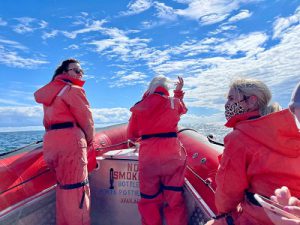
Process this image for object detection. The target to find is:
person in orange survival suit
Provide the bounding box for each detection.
[263,83,300,225]
[128,75,188,225]
[205,78,300,225]
[34,58,95,225]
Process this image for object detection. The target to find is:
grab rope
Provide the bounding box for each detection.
[186,165,216,194]
[0,168,51,195]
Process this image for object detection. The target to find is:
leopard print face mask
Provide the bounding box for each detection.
[225,101,247,120]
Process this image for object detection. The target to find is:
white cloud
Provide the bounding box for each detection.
[0,48,48,68]
[142,0,234,27]
[150,32,268,75]
[228,9,252,23]
[173,0,194,3]
[92,107,131,124]
[0,106,43,127]
[0,98,28,106]
[13,17,48,34]
[145,21,300,111]
[62,20,106,39]
[153,2,177,20]
[153,58,200,75]
[273,6,300,39]
[39,20,48,29]
[176,0,237,25]
[64,44,80,50]
[0,38,27,50]
[0,87,36,107]
[42,30,59,39]
[0,126,44,132]
[41,19,106,40]
[172,0,259,26]
[13,25,34,34]
[120,0,152,16]
[0,17,7,26]
[200,13,230,25]
[209,24,237,35]
[138,1,254,28]
[164,38,220,58]
[110,71,148,87]
[15,17,35,23]
[88,27,151,61]
[84,5,300,115]
[214,32,268,56]
[4,89,36,102]
[0,38,45,70]
[0,106,131,129]
[89,39,116,52]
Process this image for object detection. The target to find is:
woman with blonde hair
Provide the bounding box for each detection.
[206,78,300,225]
[128,75,188,225]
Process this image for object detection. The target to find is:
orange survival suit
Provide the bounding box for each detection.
[34,74,95,225]
[128,86,188,225]
[211,109,300,225]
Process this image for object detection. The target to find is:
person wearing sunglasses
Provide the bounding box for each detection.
[206,78,300,225]
[34,58,95,225]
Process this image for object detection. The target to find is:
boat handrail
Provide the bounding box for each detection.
[206,135,224,146]
[178,128,224,147]
[178,128,199,133]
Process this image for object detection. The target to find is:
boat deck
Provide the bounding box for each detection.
[0,149,214,225]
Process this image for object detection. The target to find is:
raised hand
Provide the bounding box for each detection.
[175,76,184,91]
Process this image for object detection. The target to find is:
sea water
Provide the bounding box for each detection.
[0,130,44,154]
[0,123,230,154]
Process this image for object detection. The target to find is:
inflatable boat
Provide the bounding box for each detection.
[0,124,222,225]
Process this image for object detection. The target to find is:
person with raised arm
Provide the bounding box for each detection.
[128,75,188,225]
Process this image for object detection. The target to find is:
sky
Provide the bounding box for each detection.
[0,0,300,132]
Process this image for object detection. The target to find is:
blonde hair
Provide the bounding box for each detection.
[147,75,172,94]
[230,78,281,116]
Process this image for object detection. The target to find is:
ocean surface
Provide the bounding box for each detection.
[0,123,230,154]
[0,130,44,154]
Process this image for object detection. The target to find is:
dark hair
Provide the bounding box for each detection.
[51,58,80,81]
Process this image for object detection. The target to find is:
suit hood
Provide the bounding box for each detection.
[34,79,66,106]
[236,109,300,157]
[34,74,85,106]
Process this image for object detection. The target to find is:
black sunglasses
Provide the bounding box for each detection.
[67,68,84,74]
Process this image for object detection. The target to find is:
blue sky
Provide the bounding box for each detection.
[0,0,300,131]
